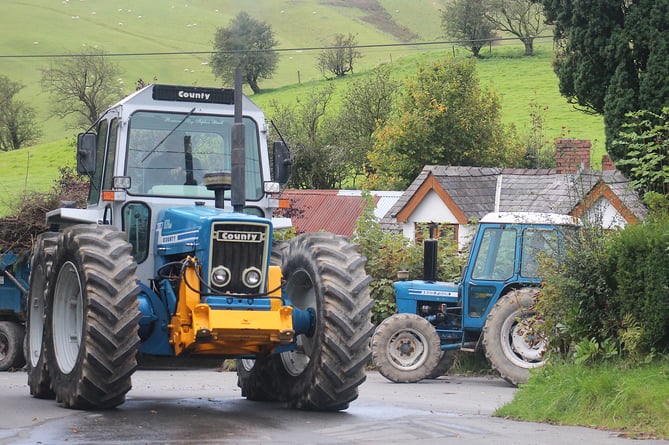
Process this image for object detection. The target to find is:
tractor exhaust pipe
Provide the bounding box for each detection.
[231,68,246,213]
[423,223,438,282]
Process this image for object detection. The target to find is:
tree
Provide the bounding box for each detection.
[332,65,399,184]
[211,12,278,94]
[613,108,669,198]
[269,85,349,189]
[542,0,669,162]
[270,66,397,188]
[40,48,123,128]
[0,75,41,151]
[366,58,523,189]
[484,0,547,56]
[441,0,497,58]
[317,33,362,78]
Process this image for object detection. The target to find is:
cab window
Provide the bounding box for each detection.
[471,227,517,281]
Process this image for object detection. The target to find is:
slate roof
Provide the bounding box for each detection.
[380,165,646,231]
[278,190,402,237]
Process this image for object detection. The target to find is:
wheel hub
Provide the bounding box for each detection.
[398,339,415,356]
[52,261,84,374]
[28,289,45,367]
[387,330,427,370]
[510,319,545,362]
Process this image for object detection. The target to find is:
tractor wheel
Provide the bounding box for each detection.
[45,225,141,409]
[371,313,441,383]
[427,350,457,379]
[252,233,373,411]
[0,321,25,371]
[482,288,545,386]
[25,232,59,397]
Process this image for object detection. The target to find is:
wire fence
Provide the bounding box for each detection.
[0,36,555,59]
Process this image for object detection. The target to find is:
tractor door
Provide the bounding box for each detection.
[461,224,518,330]
[80,115,120,225]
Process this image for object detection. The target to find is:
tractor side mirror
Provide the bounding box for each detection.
[272,141,292,185]
[77,132,97,175]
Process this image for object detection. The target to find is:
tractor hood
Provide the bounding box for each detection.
[155,206,272,257]
[394,279,460,313]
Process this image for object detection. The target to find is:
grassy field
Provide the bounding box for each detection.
[2,0,443,140]
[0,0,605,216]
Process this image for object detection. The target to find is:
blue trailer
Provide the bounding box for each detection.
[0,250,30,370]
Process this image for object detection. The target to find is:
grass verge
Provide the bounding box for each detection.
[494,359,669,439]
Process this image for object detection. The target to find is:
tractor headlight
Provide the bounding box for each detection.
[211,266,231,287]
[242,267,262,288]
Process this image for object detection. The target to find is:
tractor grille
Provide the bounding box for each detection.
[209,222,270,294]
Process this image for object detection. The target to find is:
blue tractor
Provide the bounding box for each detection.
[371,212,578,385]
[18,78,373,410]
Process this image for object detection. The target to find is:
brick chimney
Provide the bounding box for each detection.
[601,154,616,171]
[555,139,591,174]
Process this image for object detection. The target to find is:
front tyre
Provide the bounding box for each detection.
[482,288,545,386]
[235,357,278,402]
[261,233,373,411]
[45,225,141,409]
[371,313,441,383]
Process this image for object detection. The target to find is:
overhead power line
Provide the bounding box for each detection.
[0,36,552,59]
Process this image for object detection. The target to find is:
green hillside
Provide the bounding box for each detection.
[0,0,606,216]
[3,0,444,140]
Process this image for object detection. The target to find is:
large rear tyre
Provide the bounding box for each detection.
[371,313,441,383]
[45,225,141,409]
[0,321,25,371]
[244,233,373,411]
[25,232,59,397]
[482,288,545,386]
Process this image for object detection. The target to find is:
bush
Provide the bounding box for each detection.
[0,167,88,251]
[539,212,669,360]
[606,214,669,353]
[538,224,615,354]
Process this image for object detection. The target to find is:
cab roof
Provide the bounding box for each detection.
[109,83,264,116]
[480,212,580,226]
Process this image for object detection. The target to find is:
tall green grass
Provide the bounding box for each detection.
[496,361,669,439]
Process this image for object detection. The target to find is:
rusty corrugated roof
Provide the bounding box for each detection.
[277,190,401,237]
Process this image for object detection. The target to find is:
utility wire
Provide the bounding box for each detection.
[0,36,553,59]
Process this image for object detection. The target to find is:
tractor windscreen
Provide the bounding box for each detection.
[125,110,263,200]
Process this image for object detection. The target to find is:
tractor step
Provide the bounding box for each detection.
[460,341,478,352]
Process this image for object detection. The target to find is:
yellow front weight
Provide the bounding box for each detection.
[169,261,293,356]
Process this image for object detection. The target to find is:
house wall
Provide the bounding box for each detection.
[583,196,628,229]
[400,190,475,250]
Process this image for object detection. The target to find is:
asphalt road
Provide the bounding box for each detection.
[1,368,667,445]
